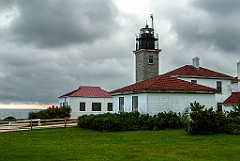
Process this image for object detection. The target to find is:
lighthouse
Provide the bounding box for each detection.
[134,14,161,82]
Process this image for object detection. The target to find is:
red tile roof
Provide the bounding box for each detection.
[223,92,240,105]
[164,65,233,79]
[111,74,218,94]
[60,86,112,98]
[111,64,233,94]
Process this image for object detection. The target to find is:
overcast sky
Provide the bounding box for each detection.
[0,0,239,107]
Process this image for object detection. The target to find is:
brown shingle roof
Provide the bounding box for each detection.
[60,86,112,98]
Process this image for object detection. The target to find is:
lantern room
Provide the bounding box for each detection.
[135,16,159,51]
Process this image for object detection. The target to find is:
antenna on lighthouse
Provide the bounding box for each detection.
[150,14,154,30]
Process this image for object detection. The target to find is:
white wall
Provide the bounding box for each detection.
[147,93,215,115]
[112,92,215,115]
[112,94,147,113]
[231,83,238,92]
[222,104,234,112]
[238,61,240,91]
[179,77,232,103]
[59,97,113,118]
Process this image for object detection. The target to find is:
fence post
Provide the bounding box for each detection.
[64,117,67,128]
[38,119,41,126]
[30,119,33,130]
[8,122,12,129]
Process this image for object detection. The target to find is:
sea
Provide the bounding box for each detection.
[0,108,42,120]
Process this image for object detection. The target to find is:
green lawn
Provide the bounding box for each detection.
[1,127,240,161]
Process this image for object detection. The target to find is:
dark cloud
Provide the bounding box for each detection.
[9,0,119,48]
[188,0,240,53]
[0,0,16,10]
[1,0,239,106]
[153,0,240,54]
[191,0,240,16]
[0,0,127,104]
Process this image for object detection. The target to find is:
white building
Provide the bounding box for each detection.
[59,86,113,118]
[111,57,236,114]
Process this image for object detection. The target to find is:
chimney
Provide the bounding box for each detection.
[192,57,200,69]
[238,61,240,79]
[238,61,240,91]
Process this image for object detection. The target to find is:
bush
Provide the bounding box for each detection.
[78,111,183,132]
[3,117,16,121]
[28,105,71,119]
[154,111,183,130]
[78,101,240,134]
[222,124,240,135]
[188,101,240,135]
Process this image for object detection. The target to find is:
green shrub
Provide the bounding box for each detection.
[3,117,16,121]
[78,111,183,132]
[154,111,183,130]
[188,101,240,135]
[78,101,240,135]
[28,106,71,119]
[222,123,240,135]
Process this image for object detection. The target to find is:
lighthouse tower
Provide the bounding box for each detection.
[134,15,161,82]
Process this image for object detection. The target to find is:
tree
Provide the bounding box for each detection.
[28,105,72,119]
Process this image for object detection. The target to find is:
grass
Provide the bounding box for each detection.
[1,127,240,161]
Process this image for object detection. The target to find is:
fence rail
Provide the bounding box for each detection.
[0,118,78,132]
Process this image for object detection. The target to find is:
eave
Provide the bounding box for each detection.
[111,89,217,96]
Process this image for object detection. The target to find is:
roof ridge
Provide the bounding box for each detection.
[163,64,233,78]
[60,86,111,98]
[79,86,101,88]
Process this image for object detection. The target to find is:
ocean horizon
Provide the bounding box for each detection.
[0,108,42,120]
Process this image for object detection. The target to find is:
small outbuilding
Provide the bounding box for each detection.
[59,86,113,118]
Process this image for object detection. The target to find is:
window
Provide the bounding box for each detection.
[108,103,113,111]
[132,96,138,111]
[191,80,197,84]
[92,103,101,111]
[217,103,222,112]
[148,55,154,64]
[63,102,68,107]
[217,81,222,93]
[79,102,85,111]
[119,97,124,112]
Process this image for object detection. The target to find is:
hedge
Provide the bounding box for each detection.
[78,111,184,132]
[78,100,240,135]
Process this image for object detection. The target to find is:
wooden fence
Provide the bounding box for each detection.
[0,118,78,132]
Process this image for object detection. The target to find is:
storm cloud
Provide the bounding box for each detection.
[7,0,118,48]
[0,0,239,105]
